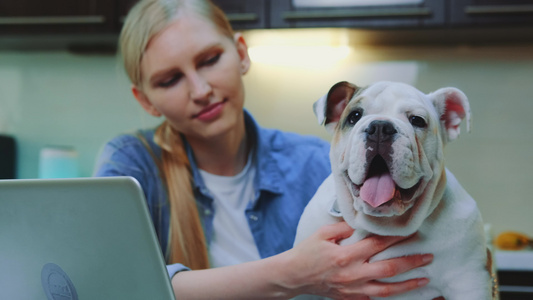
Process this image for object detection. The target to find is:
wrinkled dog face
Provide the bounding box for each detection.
[315,81,470,224]
[333,83,439,217]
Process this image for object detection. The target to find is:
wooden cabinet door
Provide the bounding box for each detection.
[116,0,138,26]
[450,0,533,26]
[115,0,266,32]
[269,0,446,29]
[212,0,267,30]
[0,0,114,34]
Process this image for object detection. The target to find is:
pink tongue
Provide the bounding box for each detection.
[360,173,396,208]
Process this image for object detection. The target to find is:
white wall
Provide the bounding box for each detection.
[0,28,531,237]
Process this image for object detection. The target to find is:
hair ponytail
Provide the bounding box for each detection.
[154,121,209,269]
[121,0,235,270]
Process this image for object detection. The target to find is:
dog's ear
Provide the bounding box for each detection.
[313,81,358,134]
[429,87,471,143]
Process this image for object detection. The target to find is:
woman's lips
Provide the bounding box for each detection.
[194,100,225,121]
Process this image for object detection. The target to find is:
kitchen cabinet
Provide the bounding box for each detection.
[2,0,532,49]
[269,0,445,29]
[212,0,267,30]
[0,0,266,40]
[0,135,16,179]
[496,251,533,300]
[498,270,533,300]
[116,0,138,25]
[0,0,115,35]
[450,0,533,26]
[116,0,267,31]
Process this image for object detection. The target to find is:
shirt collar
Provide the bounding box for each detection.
[246,110,284,196]
[186,110,284,198]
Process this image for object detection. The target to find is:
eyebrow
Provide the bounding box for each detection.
[147,43,224,86]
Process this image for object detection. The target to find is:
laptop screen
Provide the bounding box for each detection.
[0,176,175,300]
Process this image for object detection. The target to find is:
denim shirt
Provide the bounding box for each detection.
[93,111,331,278]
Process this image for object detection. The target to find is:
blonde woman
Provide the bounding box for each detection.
[94,0,433,298]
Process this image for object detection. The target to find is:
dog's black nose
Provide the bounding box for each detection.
[366,120,397,142]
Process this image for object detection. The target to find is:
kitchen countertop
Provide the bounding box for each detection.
[495,250,533,271]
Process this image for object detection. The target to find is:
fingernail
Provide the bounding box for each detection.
[422,254,433,264]
[418,278,430,287]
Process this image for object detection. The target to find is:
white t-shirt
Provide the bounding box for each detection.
[198,156,261,268]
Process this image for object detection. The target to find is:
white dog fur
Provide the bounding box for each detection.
[294,81,494,299]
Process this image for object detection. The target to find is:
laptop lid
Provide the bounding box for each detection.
[0,176,175,300]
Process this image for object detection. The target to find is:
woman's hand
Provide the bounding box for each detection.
[170,221,431,300]
[282,221,433,299]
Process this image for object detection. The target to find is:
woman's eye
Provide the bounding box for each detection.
[346,110,363,126]
[200,53,221,67]
[410,116,427,128]
[158,74,182,88]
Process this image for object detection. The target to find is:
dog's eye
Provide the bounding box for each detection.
[410,116,427,128]
[346,110,363,126]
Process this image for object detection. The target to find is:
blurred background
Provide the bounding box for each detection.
[1,0,532,295]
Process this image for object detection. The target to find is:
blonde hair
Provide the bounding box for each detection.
[120,0,234,270]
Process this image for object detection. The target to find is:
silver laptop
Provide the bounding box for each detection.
[0,176,176,300]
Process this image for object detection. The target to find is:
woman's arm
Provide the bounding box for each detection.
[171,222,432,299]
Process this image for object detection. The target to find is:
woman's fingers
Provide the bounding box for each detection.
[299,223,434,298]
[316,221,355,242]
[360,278,430,298]
[316,225,434,281]
[361,253,434,281]
[347,233,416,260]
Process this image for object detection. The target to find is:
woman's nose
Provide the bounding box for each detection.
[188,73,212,102]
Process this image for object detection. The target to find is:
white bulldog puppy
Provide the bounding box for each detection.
[294,81,495,299]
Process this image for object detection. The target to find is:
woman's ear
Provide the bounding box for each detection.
[234,33,251,75]
[131,85,162,117]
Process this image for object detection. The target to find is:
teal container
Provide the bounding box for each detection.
[38,146,79,179]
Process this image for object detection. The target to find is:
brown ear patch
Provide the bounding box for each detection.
[325,81,358,125]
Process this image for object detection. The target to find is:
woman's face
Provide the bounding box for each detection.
[133,14,250,140]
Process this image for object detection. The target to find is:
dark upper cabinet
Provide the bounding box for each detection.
[269,0,445,29]
[0,0,115,35]
[212,0,267,30]
[0,0,265,36]
[2,0,533,47]
[450,0,533,26]
[116,0,138,25]
[116,0,266,32]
